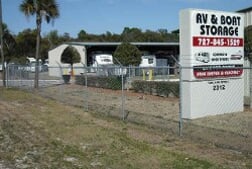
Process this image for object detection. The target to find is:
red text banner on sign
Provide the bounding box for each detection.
[193,64,243,78]
[193,36,243,47]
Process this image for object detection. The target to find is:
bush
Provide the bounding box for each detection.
[75,75,123,90]
[132,80,179,97]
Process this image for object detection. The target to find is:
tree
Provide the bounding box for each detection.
[121,27,143,42]
[61,46,81,76]
[62,32,71,41]
[77,29,87,41]
[113,42,141,66]
[40,37,50,62]
[16,29,36,59]
[144,29,163,42]
[20,0,59,88]
[45,30,61,49]
[2,23,16,63]
[171,29,179,34]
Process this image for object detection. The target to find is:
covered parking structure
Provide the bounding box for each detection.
[48,42,179,77]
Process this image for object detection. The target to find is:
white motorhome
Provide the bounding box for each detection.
[91,54,126,76]
[0,62,7,71]
[91,54,114,67]
[139,55,169,76]
[24,57,43,72]
[139,55,168,67]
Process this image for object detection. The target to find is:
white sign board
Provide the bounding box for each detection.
[180,9,244,119]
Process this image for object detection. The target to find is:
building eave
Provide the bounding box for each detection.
[236,6,252,13]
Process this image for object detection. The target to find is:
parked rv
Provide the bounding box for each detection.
[139,55,168,75]
[90,54,126,76]
[91,54,113,67]
[139,55,168,67]
[0,62,6,71]
[19,57,43,72]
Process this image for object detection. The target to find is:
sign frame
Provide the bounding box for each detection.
[179,9,244,119]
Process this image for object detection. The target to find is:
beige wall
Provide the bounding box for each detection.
[48,44,87,77]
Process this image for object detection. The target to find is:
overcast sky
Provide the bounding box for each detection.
[2,0,252,37]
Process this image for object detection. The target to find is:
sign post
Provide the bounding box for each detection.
[180,9,244,119]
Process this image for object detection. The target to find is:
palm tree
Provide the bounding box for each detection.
[20,0,59,88]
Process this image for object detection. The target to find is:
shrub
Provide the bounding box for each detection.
[131,80,179,97]
[75,75,123,90]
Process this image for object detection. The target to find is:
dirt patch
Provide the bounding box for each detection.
[0,90,220,168]
[37,84,252,154]
[1,88,252,168]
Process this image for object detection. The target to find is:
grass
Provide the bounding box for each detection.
[0,88,239,168]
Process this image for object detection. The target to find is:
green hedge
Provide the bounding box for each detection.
[131,80,179,97]
[75,75,122,90]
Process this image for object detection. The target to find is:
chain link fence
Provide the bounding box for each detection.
[5,64,61,89]
[179,66,251,153]
[2,63,252,154]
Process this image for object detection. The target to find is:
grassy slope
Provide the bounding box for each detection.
[0,88,240,168]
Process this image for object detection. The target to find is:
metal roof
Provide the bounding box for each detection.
[237,6,252,13]
[66,41,179,47]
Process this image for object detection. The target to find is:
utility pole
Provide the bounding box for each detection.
[0,0,5,87]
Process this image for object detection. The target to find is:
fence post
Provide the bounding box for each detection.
[121,66,125,120]
[56,62,64,102]
[127,66,131,91]
[113,57,125,120]
[19,66,22,87]
[81,62,88,111]
[149,69,153,80]
[250,64,252,109]
[142,69,145,80]
[85,65,88,111]
[5,64,8,88]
